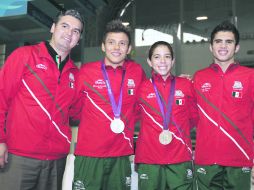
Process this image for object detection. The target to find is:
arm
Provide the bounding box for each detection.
[0,143,8,168]
[0,47,26,167]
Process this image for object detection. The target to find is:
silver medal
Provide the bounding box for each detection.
[159,130,172,145]
[110,118,125,134]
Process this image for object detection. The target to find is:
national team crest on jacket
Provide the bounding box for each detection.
[175,90,185,105]
[69,73,75,89]
[232,81,243,98]
[127,79,135,95]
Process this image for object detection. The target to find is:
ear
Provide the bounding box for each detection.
[235,44,240,53]
[127,45,132,54]
[50,23,56,34]
[147,58,152,67]
[101,43,105,53]
[171,58,176,67]
[209,44,213,53]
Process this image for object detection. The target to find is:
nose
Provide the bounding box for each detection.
[113,43,120,50]
[160,57,166,63]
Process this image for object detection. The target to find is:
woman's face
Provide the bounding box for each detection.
[148,44,175,80]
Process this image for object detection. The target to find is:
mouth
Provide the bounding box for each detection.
[218,50,228,56]
[111,52,121,57]
[63,37,71,42]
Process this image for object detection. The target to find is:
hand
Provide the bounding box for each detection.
[178,74,193,80]
[0,143,8,168]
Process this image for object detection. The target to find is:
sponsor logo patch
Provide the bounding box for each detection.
[93,79,106,89]
[73,180,86,190]
[201,82,211,92]
[197,167,206,175]
[140,173,149,180]
[242,167,251,173]
[147,93,156,99]
[186,169,193,179]
[36,63,47,70]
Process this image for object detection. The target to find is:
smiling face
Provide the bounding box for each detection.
[101,32,131,68]
[210,31,240,69]
[148,44,175,80]
[50,15,82,57]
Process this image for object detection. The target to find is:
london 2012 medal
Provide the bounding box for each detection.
[110,118,125,134]
[159,130,172,145]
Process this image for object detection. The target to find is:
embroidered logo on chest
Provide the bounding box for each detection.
[175,90,185,105]
[232,81,243,98]
[201,82,212,92]
[93,79,106,89]
[69,73,75,89]
[36,63,47,70]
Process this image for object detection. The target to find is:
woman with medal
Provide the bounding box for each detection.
[72,20,146,190]
[135,41,198,190]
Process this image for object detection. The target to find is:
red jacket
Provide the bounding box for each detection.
[0,42,78,160]
[135,73,198,164]
[193,63,254,167]
[74,60,145,157]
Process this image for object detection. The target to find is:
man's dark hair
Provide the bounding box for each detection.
[102,19,131,45]
[54,9,84,33]
[210,21,240,45]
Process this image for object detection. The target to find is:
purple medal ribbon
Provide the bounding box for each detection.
[101,61,126,118]
[152,77,175,130]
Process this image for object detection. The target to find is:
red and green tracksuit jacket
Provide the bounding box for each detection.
[135,73,198,164]
[193,63,254,167]
[74,60,146,157]
[0,42,78,160]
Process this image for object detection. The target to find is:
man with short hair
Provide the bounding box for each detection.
[73,20,146,190]
[193,21,254,190]
[0,9,84,190]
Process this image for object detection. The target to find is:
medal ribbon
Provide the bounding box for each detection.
[152,77,175,130]
[101,61,126,119]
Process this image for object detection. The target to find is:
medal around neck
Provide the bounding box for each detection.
[159,130,172,145]
[110,118,125,134]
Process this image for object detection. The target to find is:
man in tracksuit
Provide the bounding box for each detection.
[193,21,254,190]
[72,20,146,190]
[0,9,84,190]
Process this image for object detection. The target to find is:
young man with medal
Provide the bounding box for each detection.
[72,20,146,190]
[135,41,198,190]
[193,21,254,190]
[0,9,84,190]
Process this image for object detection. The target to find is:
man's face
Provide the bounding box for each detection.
[50,15,82,54]
[210,31,239,65]
[101,32,131,68]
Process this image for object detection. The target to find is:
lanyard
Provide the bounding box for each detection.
[152,77,175,130]
[101,61,126,118]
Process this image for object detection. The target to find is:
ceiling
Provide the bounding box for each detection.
[0,0,253,61]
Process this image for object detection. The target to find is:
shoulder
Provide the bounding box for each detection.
[80,61,100,71]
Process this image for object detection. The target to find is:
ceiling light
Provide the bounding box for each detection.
[122,22,129,26]
[196,16,208,21]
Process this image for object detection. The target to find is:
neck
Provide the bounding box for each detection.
[49,41,69,61]
[216,61,235,73]
[104,59,125,69]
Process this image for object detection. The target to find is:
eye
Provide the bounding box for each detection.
[73,30,81,35]
[165,55,171,59]
[153,55,160,59]
[120,41,127,46]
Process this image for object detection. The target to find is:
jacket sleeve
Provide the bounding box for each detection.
[0,48,26,143]
[69,67,85,122]
[188,79,199,128]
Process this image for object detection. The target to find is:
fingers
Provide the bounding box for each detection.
[0,156,5,168]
